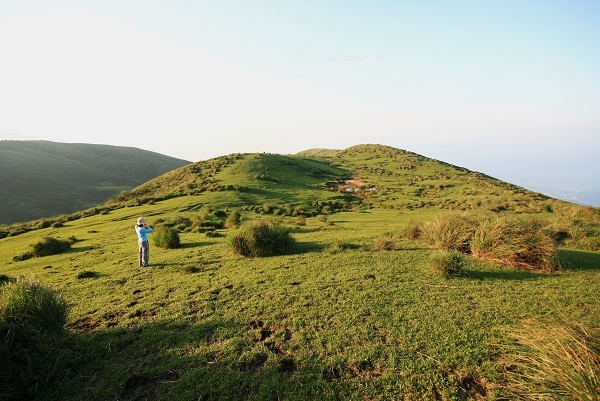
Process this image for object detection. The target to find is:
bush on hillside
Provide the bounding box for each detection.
[576,236,600,251]
[225,210,242,229]
[0,279,73,400]
[420,214,473,252]
[372,234,396,251]
[500,317,600,400]
[470,217,560,271]
[32,237,74,257]
[400,219,423,240]
[152,226,181,249]
[0,277,69,334]
[324,239,358,254]
[228,220,296,257]
[430,250,465,278]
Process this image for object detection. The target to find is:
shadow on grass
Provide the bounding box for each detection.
[180,241,218,249]
[68,246,97,254]
[292,241,327,254]
[559,248,600,271]
[58,318,334,401]
[466,268,552,281]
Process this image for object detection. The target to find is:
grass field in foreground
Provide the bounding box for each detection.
[1,197,599,400]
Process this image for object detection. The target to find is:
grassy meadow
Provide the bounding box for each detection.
[1,145,599,400]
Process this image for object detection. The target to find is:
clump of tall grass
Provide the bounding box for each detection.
[225,210,242,229]
[228,220,296,257]
[430,250,465,278]
[471,217,560,271]
[500,317,600,400]
[152,226,181,249]
[324,239,358,254]
[32,237,74,257]
[0,278,73,400]
[400,219,423,240]
[420,214,473,252]
[0,277,69,333]
[372,233,396,251]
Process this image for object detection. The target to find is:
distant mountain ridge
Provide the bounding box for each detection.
[0,140,190,224]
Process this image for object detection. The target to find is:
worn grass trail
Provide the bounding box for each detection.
[1,200,600,400]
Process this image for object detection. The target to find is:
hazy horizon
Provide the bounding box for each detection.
[1,1,598,192]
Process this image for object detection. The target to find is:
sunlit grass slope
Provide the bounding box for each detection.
[1,144,599,400]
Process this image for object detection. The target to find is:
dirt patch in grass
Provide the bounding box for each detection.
[239,353,268,372]
[69,317,103,332]
[278,357,297,373]
[348,360,382,378]
[457,373,488,400]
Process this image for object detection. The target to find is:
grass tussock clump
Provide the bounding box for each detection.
[500,317,600,400]
[152,226,181,249]
[471,217,560,271]
[372,233,396,251]
[324,239,358,254]
[0,277,69,334]
[430,250,465,278]
[0,278,73,400]
[228,220,296,257]
[400,218,423,240]
[32,237,75,257]
[420,214,473,252]
[224,210,242,229]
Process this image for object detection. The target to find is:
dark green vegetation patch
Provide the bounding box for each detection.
[0,140,190,224]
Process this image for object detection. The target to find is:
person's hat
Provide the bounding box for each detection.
[137,217,146,225]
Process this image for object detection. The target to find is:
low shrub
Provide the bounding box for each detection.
[184,265,202,274]
[152,226,181,249]
[324,239,358,254]
[318,215,328,223]
[76,271,100,279]
[296,215,306,226]
[429,250,465,278]
[228,220,296,257]
[400,219,422,240]
[372,234,396,251]
[225,210,242,229]
[576,236,600,252]
[471,217,560,271]
[500,317,600,400]
[32,237,72,257]
[12,252,34,262]
[0,277,69,334]
[420,214,473,252]
[0,279,73,400]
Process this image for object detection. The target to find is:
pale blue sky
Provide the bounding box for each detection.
[0,1,599,191]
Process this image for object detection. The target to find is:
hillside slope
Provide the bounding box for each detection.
[1,143,599,400]
[105,143,555,216]
[0,141,190,224]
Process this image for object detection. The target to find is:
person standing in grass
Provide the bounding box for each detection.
[135,217,153,267]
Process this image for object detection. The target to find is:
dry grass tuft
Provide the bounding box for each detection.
[420,214,473,252]
[372,234,396,251]
[500,317,600,400]
[471,217,560,271]
[400,219,423,240]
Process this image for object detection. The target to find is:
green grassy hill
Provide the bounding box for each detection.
[0,141,190,224]
[1,144,599,400]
